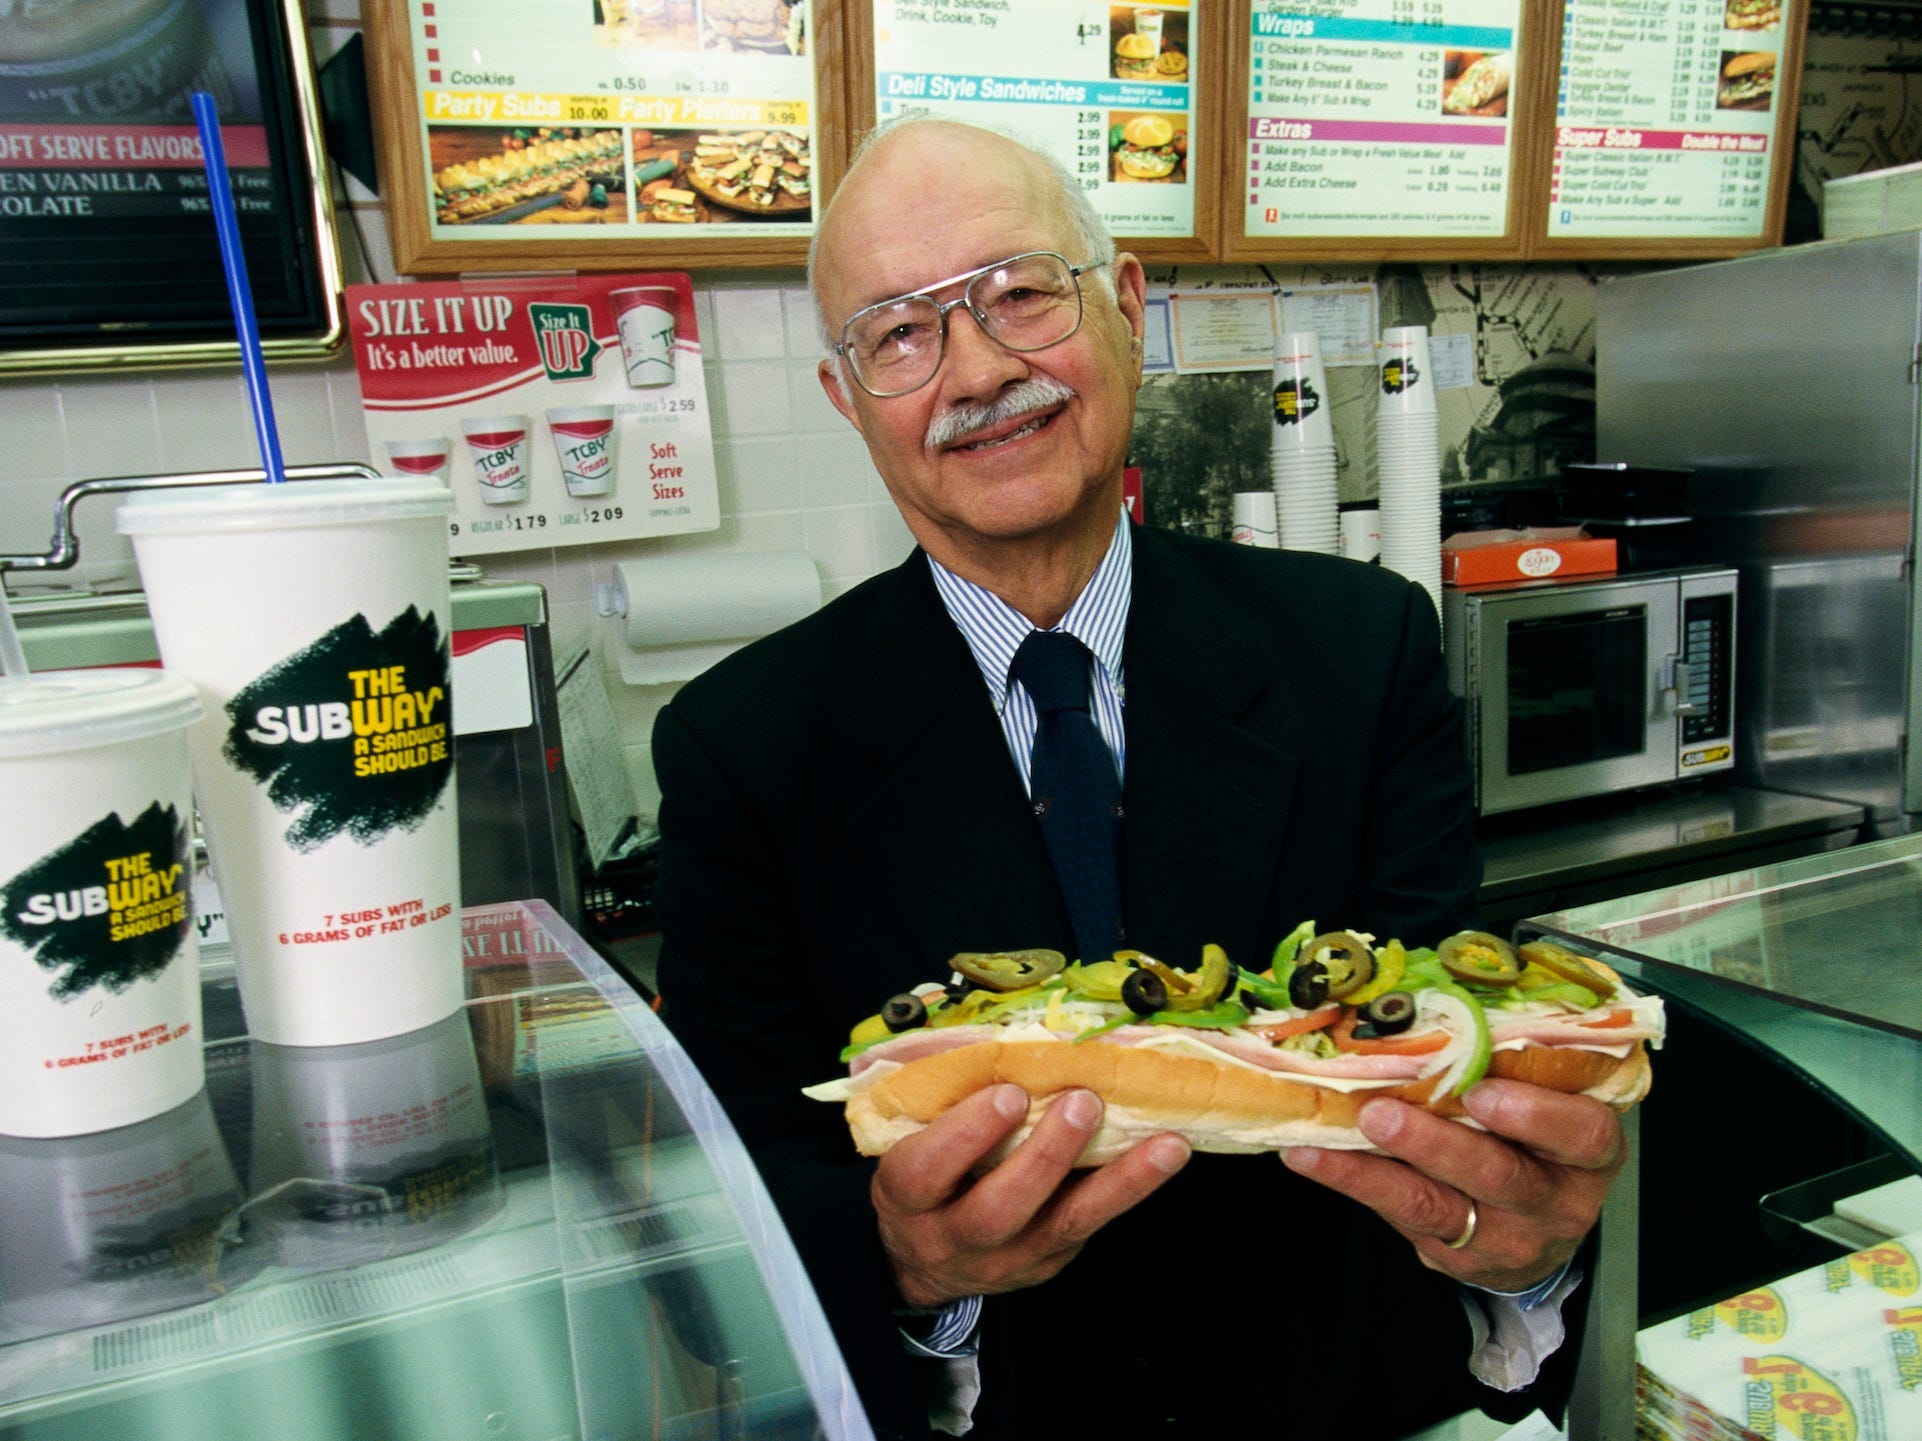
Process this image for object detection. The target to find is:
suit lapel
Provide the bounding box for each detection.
[1120,529,1300,967]
[841,556,1076,964]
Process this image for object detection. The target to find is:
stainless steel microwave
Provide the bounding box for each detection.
[1442,567,1738,816]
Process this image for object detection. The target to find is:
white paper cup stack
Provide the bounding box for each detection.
[1375,325,1442,614]
[1270,331,1339,555]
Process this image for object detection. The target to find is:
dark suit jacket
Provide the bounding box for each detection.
[652,525,1579,1438]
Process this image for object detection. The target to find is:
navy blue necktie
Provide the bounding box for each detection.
[1011,630,1123,963]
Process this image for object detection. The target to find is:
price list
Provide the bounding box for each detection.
[872,0,1198,239]
[1244,0,1522,238]
[409,0,817,242]
[1547,0,1785,239]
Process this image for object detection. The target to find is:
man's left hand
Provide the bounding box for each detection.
[1282,1078,1627,1293]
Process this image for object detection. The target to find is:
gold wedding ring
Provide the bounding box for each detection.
[1444,1200,1479,1250]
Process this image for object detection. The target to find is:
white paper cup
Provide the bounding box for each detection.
[1379,325,1437,415]
[1229,491,1279,548]
[547,406,618,498]
[383,438,451,484]
[1135,8,1165,47]
[1273,332,1336,448]
[461,416,531,505]
[0,669,204,1138]
[117,477,463,1049]
[247,1009,501,1268]
[611,286,678,388]
[0,1088,261,1334]
[1341,509,1381,562]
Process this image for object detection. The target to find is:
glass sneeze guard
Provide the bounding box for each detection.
[0,900,874,1441]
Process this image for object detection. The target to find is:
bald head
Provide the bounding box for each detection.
[809,119,1115,355]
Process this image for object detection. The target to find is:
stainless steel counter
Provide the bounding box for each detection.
[1476,783,1868,935]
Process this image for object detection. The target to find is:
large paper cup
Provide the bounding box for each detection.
[0,669,204,1138]
[611,285,678,388]
[1230,491,1280,548]
[0,1088,261,1335]
[461,416,531,504]
[118,477,462,1049]
[1379,325,1437,415]
[547,405,618,497]
[247,1009,501,1268]
[384,438,451,483]
[1273,331,1336,448]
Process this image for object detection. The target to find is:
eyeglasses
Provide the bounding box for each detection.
[833,250,1111,398]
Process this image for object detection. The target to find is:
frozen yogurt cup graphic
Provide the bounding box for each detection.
[547,406,618,497]
[610,286,678,388]
[462,416,532,504]
[383,438,452,483]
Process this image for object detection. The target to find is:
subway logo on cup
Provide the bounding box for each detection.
[1883,1308,1922,1390]
[222,607,453,853]
[0,802,192,999]
[1274,376,1321,426]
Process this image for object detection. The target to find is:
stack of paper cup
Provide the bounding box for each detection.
[1270,332,1339,554]
[1375,325,1443,615]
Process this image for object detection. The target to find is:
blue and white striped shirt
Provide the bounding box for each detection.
[927,508,1132,792]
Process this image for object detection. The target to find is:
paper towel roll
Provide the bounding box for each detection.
[604,551,821,685]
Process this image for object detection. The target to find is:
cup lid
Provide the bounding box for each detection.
[0,668,202,757]
[117,477,454,537]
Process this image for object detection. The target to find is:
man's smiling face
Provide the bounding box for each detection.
[813,124,1145,569]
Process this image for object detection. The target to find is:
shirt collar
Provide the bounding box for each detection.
[927,509,1132,712]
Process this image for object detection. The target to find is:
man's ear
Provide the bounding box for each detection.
[818,357,861,427]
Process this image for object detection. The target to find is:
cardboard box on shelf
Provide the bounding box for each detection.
[1441,527,1618,586]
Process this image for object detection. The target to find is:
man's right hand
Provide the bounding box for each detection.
[872,1083,1191,1309]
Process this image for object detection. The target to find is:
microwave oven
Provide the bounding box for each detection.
[1442,567,1738,816]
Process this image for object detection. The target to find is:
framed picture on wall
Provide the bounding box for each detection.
[0,0,344,374]
[364,0,848,272]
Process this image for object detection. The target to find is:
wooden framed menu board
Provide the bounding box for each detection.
[844,0,1224,261]
[1530,0,1806,257]
[365,0,847,272]
[1223,0,1543,260]
[0,0,343,373]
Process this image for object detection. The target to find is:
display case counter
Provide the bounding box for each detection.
[1518,834,1922,1439]
[0,901,872,1441]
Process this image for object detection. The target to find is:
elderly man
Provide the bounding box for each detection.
[652,118,1624,1439]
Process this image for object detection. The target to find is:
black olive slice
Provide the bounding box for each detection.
[1288,960,1330,1010]
[1122,968,1170,1016]
[1362,990,1416,1035]
[882,993,928,1032]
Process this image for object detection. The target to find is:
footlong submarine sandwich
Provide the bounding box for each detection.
[805,924,1662,1163]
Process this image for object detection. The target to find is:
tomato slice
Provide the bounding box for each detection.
[1252,1005,1339,1041]
[1576,1007,1637,1029]
[1330,1008,1451,1055]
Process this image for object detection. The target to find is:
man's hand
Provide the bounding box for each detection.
[1282,1078,1626,1293]
[873,1084,1190,1309]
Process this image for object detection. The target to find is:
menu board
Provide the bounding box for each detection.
[1543,0,1798,246]
[366,0,840,271]
[1232,0,1527,252]
[0,0,340,371]
[852,0,1218,258]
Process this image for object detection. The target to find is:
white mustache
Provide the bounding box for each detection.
[923,376,1076,451]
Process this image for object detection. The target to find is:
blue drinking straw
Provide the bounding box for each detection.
[191,91,287,485]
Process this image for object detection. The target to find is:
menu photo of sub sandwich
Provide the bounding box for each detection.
[1722,0,1782,32]
[429,127,627,225]
[631,126,813,223]
[1441,50,1510,117]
